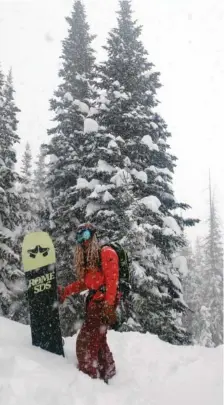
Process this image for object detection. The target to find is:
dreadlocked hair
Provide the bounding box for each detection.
[73,234,101,281]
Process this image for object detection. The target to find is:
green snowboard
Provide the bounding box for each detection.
[22,232,64,356]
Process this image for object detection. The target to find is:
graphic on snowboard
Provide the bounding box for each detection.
[22,232,64,356]
[27,245,50,259]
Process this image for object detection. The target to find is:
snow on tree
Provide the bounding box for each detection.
[19,142,38,234]
[81,0,197,344]
[34,146,47,195]
[203,178,223,346]
[183,180,223,348]
[197,306,214,347]
[0,68,28,324]
[21,142,32,180]
[44,0,97,335]
[45,1,198,342]
[33,146,49,231]
[181,238,202,341]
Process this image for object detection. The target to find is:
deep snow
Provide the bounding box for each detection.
[0,317,222,405]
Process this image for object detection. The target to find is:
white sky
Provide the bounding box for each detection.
[0,0,223,244]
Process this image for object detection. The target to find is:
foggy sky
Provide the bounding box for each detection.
[0,0,223,244]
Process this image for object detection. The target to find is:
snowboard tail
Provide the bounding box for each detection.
[22,232,64,356]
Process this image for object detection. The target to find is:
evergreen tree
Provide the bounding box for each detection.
[183,184,223,348]
[0,68,27,324]
[62,0,198,343]
[197,305,214,347]
[182,237,209,345]
[21,142,32,181]
[203,179,223,346]
[19,142,38,234]
[34,146,47,195]
[45,0,96,335]
[94,0,197,343]
[33,146,49,231]
[45,1,198,341]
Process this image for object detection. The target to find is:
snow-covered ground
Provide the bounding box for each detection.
[0,317,222,405]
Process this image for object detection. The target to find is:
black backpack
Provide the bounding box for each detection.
[101,242,131,299]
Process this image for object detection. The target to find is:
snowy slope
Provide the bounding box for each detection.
[0,317,222,405]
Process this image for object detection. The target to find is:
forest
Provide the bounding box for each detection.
[0,0,223,349]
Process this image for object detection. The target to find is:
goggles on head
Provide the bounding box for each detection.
[76,229,92,244]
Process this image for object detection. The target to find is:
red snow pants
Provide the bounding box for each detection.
[76,301,116,380]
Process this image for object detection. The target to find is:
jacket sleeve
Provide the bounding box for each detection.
[63,280,86,299]
[101,246,119,306]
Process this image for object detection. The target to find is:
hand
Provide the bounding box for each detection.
[101,302,117,326]
[57,286,66,304]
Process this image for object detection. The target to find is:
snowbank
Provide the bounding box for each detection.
[0,317,222,405]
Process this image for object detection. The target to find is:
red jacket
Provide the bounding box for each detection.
[62,246,119,306]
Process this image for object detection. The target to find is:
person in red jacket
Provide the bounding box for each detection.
[58,223,119,382]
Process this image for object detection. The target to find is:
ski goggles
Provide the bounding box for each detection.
[76,229,92,244]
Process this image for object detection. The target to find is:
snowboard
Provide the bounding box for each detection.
[22,231,64,356]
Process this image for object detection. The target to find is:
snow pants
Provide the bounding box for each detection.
[76,301,116,380]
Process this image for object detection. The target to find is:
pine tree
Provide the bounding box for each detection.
[182,237,208,344]
[19,142,38,234]
[183,179,223,348]
[33,146,49,231]
[0,68,27,324]
[60,0,198,342]
[203,176,223,346]
[45,0,96,335]
[0,69,20,168]
[92,0,197,343]
[21,142,32,181]
[34,147,47,194]
[45,1,198,342]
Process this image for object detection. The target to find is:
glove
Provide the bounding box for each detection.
[57,286,66,304]
[101,302,117,326]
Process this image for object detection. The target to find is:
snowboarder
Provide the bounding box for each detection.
[58,223,119,382]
